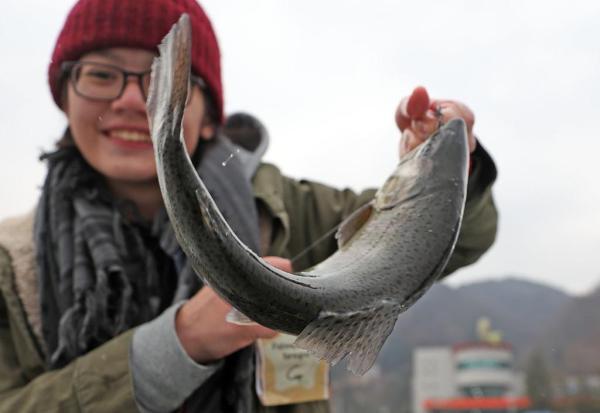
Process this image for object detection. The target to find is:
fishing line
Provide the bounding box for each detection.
[290,222,343,266]
[220,146,365,267]
[217,145,341,264]
[291,198,376,266]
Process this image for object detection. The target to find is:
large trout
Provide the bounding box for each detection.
[147,14,469,375]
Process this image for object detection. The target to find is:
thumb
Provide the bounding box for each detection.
[395,86,430,131]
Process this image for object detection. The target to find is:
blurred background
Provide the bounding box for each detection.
[1,1,599,411]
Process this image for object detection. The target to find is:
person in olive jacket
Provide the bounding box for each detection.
[0,0,498,412]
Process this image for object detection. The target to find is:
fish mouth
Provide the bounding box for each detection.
[402,118,468,180]
[419,118,467,157]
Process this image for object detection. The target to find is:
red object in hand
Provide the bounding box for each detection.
[406,86,430,119]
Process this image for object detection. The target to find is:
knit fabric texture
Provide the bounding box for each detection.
[48,0,224,122]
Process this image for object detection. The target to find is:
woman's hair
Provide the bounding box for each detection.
[55,128,73,149]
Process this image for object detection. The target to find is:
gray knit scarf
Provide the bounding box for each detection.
[35,134,260,412]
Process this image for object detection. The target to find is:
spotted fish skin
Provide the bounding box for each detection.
[147,14,469,375]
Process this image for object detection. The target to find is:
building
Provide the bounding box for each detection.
[412,341,530,413]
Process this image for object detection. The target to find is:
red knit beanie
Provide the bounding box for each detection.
[48,0,224,123]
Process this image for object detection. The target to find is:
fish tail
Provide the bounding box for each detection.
[294,301,401,375]
[147,14,191,150]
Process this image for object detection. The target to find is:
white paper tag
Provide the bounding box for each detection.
[255,333,330,406]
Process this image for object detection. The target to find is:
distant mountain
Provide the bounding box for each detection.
[458,277,571,351]
[536,285,600,374]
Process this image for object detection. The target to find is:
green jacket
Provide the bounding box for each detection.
[0,152,497,412]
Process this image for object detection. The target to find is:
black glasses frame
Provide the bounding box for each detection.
[61,61,152,101]
[61,60,208,102]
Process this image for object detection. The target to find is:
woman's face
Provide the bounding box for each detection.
[63,48,214,185]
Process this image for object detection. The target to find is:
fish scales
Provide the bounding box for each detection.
[147,14,468,375]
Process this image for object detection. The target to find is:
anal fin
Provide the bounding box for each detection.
[294,300,400,375]
[226,308,258,326]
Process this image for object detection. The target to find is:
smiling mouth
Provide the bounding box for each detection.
[109,130,151,142]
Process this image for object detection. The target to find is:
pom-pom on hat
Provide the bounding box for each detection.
[48,0,223,123]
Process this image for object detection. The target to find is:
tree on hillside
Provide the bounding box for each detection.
[526,349,554,409]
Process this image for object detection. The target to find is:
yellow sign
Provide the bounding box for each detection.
[476,317,503,344]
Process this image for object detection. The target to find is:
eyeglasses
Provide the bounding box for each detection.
[61,61,207,103]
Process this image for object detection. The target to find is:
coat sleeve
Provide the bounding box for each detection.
[0,288,138,412]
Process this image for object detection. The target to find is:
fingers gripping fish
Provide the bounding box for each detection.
[147,15,469,375]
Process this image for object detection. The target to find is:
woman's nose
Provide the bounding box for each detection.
[111,79,147,112]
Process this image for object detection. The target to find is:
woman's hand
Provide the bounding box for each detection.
[395,86,477,157]
[175,256,292,364]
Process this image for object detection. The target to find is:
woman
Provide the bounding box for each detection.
[0,0,498,412]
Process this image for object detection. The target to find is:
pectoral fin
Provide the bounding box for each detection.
[335,202,373,249]
[226,308,259,326]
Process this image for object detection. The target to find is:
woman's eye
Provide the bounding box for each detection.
[86,70,117,81]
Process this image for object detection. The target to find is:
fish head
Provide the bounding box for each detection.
[417,117,470,184]
[375,118,469,210]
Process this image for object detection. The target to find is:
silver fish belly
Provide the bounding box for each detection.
[147,14,469,375]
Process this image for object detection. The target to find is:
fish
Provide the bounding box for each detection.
[147,14,469,375]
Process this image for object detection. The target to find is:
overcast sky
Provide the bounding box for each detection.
[1,1,598,295]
